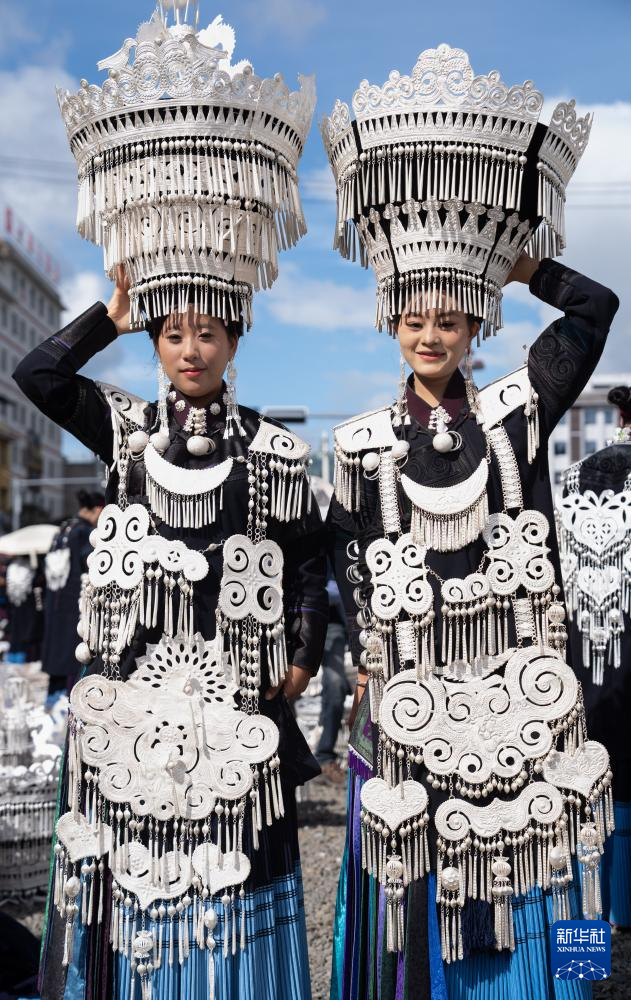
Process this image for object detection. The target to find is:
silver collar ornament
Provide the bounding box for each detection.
[58,4,316,329]
[322,44,590,336]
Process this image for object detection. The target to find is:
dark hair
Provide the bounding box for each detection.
[146,314,244,346]
[77,490,105,510]
[607,385,631,423]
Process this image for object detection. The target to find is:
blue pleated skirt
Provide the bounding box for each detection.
[64,865,311,1000]
[600,800,631,927]
[443,878,591,1000]
[332,771,592,1000]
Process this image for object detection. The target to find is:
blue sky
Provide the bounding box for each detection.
[1,0,629,457]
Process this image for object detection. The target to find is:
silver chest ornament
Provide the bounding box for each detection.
[56,389,313,990]
[339,394,612,962]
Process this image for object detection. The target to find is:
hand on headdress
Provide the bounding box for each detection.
[505,252,538,287]
[106,265,132,335]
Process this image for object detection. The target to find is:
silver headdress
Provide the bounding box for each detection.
[321,43,591,335]
[58,3,316,328]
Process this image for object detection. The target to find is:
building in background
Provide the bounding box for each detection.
[0,205,65,528]
[62,458,107,516]
[549,372,631,495]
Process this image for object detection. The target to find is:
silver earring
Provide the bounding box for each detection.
[464,346,480,418]
[223,359,245,439]
[394,354,409,427]
[149,361,171,454]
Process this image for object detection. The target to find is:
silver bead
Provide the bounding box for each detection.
[150,431,170,454]
[432,431,454,453]
[128,430,149,455]
[361,451,380,472]
[186,435,212,456]
[391,440,410,460]
[75,641,92,664]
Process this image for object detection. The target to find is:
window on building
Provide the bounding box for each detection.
[584,408,598,424]
[604,409,615,424]
[554,471,563,484]
[557,413,568,426]
[0,348,6,372]
[11,312,17,335]
[554,441,567,455]
[585,441,597,455]
[0,300,6,327]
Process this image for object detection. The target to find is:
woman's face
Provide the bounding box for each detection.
[157,307,236,400]
[397,305,477,385]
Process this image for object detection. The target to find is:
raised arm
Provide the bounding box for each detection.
[525,258,619,433]
[12,269,132,466]
[13,304,118,466]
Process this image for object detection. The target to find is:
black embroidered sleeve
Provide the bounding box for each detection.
[527,260,619,434]
[13,303,118,466]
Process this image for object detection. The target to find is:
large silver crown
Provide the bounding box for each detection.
[58,4,316,328]
[321,44,591,335]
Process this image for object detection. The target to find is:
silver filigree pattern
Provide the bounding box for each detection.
[379,646,578,787]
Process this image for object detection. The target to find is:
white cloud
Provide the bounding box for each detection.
[328,368,400,413]
[0,63,77,253]
[60,271,110,324]
[475,321,542,385]
[241,0,326,42]
[259,262,376,332]
[0,6,37,56]
[302,165,336,202]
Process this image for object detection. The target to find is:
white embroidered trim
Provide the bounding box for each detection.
[97,382,148,429]
[378,452,402,534]
[250,420,310,461]
[476,367,531,432]
[487,425,524,511]
[334,406,399,453]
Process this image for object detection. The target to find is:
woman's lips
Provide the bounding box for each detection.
[181,369,205,377]
[416,352,445,361]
